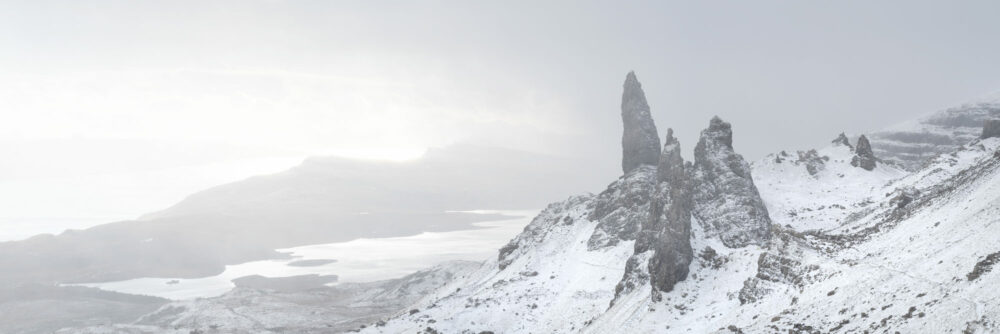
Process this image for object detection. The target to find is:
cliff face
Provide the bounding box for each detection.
[691,117,772,248]
[620,71,661,174]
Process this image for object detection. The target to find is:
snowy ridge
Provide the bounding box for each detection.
[869,95,1000,171]
[753,143,908,232]
[363,139,1000,333]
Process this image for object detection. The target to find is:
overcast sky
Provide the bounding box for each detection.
[2,1,1000,226]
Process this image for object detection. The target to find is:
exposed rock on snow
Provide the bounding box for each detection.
[796,149,828,176]
[691,117,772,248]
[851,135,878,171]
[362,77,1000,334]
[982,119,1000,139]
[614,129,693,304]
[832,132,853,149]
[586,166,657,250]
[498,195,592,269]
[620,71,661,174]
[646,129,693,298]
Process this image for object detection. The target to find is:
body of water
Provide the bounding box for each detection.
[72,210,535,300]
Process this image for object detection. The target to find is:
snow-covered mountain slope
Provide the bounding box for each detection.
[57,261,479,334]
[365,139,1000,334]
[362,75,1000,334]
[753,142,908,232]
[869,96,1000,171]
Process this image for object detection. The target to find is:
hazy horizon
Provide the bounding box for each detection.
[4,0,1000,233]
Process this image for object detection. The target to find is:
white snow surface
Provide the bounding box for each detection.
[364,138,1000,333]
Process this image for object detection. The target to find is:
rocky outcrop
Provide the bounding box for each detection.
[831,132,853,149]
[796,149,828,176]
[738,252,818,304]
[851,135,877,171]
[621,71,661,174]
[982,119,1000,139]
[691,117,772,248]
[646,129,693,299]
[613,129,694,304]
[589,72,663,249]
[587,166,657,249]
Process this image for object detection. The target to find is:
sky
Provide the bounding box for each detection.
[2,0,1000,231]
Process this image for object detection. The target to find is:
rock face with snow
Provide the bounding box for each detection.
[983,119,1000,139]
[620,71,661,174]
[645,129,694,298]
[614,129,693,304]
[851,134,877,171]
[691,117,772,248]
[586,166,657,249]
[832,132,853,149]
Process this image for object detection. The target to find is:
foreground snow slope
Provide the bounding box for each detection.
[365,136,1000,334]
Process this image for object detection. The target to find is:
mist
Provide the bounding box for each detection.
[3,1,1000,333]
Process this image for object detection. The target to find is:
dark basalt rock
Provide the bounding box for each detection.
[832,132,854,149]
[796,149,828,176]
[613,129,694,304]
[621,71,661,174]
[587,166,658,250]
[691,117,772,248]
[647,129,693,299]
[982,119,1000,139]
[851,135,877,171]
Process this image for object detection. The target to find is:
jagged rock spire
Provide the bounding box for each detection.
[647,128,693,299]
[832,132,854,149]
[621,71,661,174]
[982,120,1000,139]
[851,135,877,171]
[612,128,693,304]
[691,116,772,248]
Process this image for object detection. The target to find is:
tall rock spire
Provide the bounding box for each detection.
[647,128,693,299]
[621,71,661,174]
[612,128,694,305]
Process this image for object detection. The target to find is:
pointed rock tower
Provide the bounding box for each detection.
[621,71,661,174]
[832,132,854,149]
[691,117,772,248]
[613,128,694,304]
[851,135,877,171]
